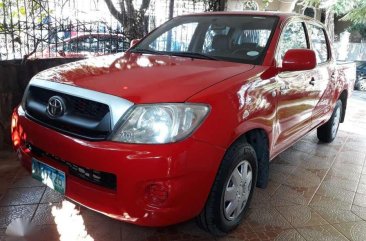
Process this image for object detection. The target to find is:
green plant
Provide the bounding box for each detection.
[342,3,366,24]
[298,0,365,23]
[262,0,273,10]
[348,23,366,39]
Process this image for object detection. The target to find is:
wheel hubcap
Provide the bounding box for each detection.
[360,81,366,91]
[223,160,253,221]
[332,107,341,137]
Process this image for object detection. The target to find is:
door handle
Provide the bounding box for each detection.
[309,78,315,86]
[331,72,336,79]
[280,85,290,92]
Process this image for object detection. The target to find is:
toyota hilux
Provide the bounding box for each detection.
[12,11,356,235]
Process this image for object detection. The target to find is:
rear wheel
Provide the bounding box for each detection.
[197,142,257,236]
[317,100,342,143]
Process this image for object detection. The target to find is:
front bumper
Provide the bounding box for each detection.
[12,106,225,226]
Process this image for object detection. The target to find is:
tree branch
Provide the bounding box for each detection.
[104,0,122,23]
[120,0,126,16]
[125,0,134,16]
[342,5,366,24]
[140,0,151,11]
[22,39,41,62]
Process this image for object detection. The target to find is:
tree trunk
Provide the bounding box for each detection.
[104,0,151,40]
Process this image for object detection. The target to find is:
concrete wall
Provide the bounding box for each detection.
[334,42,366,61]
[0,58,83,149]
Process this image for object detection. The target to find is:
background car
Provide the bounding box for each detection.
[355,61,366,91]
[29,33,129,59]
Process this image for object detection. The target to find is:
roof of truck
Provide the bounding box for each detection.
[182,11,297,17]
[181,11,322,23]
[180,11,317,25]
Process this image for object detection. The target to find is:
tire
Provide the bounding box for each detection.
[317,100,342,143]
[196,142,257,236]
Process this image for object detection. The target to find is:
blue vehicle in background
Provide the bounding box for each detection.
[356,61,366,91]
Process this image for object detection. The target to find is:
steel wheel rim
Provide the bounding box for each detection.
[360,81,366,91]
[332,107,341,137]
[223,160,253,221]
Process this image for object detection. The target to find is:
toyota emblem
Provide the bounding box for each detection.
[47,96,65,118]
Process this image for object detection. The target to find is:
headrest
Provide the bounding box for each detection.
[212,35,229,51]
[242,42,258,49]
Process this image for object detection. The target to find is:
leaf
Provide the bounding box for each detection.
[342,5,366,24]
[19,6,26,15]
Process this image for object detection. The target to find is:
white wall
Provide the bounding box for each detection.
[226,0,298,12]
[334,42,366,61]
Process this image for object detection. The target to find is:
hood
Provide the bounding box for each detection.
[35,52,254,103]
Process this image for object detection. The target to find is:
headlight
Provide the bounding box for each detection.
[110,104,210,144]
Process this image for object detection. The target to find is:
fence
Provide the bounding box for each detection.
[0,0,214,60]
[0,0,131,60]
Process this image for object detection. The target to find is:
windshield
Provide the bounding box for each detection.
[132,15,278,65]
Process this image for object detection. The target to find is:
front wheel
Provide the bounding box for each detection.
[317,100,342,143]
[196,142,257,236]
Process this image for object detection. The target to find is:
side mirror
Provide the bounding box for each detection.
[130,39,140,48]
[281,49,316,72]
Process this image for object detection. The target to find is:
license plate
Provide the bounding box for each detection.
[32,158,66,195]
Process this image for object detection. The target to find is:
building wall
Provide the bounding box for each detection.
[334,42,366,61]
[226,0,297,12]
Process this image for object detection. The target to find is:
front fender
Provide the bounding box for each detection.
[189,67,277,151]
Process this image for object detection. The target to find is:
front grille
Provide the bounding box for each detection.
[25,86,111,140]
[68,97,107,120]
[28,144,117,190]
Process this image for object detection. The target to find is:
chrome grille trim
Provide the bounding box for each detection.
[27,78,134,129]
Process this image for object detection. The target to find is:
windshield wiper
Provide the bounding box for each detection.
[129,48,163,55]
[168,52,221,61]
[130,49,220,61]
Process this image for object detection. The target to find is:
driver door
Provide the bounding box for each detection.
[273,21,318,153]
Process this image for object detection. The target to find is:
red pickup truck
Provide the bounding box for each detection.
[11,12,355,235]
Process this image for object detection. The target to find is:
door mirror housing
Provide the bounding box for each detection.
[281,49,316,72]
[130,39,140,48]
[58,50,66,57]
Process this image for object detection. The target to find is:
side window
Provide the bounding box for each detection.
[276,22,308,65]
[308,24,329,64]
